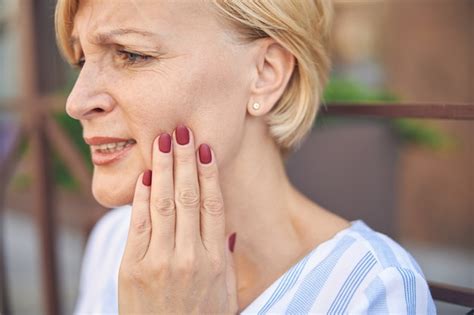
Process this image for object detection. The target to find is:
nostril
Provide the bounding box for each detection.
[66,91,114,120]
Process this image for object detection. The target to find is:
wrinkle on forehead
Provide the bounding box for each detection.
[70,0,229,61]
[74,0,212,34]
[74,0,155,35]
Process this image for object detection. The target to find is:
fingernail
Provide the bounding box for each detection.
[228,232,237,253]
[199,144,212,164]
[142,170,152,186]
[176,125,190,145]
[158,133,171,153]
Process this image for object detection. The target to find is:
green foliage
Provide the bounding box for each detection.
[393,119,454,150]
[323,79,397,103]
[320,78,453,150]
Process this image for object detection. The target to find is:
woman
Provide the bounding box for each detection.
[55,0,436,313]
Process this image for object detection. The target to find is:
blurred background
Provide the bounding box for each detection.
[0,0,472,314]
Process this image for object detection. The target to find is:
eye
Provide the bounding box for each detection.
[116,50,151,65]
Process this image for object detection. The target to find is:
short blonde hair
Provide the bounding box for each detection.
[55,0,333,157]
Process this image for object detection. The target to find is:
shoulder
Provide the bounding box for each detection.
[345,220,425,273]
[304,220,437,314]
[278,220,436,314]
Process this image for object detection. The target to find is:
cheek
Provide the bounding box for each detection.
[139,53,248,168]
[113,60,240,165]
[182,55,250,168]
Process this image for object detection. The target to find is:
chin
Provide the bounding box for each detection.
[91,170,136,208]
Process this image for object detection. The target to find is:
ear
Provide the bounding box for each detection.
[248,38,296,116]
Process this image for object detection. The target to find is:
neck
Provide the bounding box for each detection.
[218,117,310,298]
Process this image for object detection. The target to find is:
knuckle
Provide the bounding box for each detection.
[201,196,224,216]
[177,188,200,208]
[209,255,225,275]
[176,152,194,165]
[157,157,172,170]
[119,264,145,286]
[152,197,176,216]
[149,258,171,275]
[131,215,151,234]
[176,254,198,275]
[199,167,218,180]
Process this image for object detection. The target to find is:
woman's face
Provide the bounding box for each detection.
[67,0,255,207]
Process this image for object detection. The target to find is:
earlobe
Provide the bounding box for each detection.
[247,101,262,116]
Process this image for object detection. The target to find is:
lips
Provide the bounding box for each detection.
[84,136,137,166]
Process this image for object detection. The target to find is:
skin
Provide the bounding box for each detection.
[67,0,350,311]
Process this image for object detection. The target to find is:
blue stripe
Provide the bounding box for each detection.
[409,270,416,314]
[258,260,297,314]
[257,253,312,314]
[328,253,371,314]
[337,253,377,313]
[258,261,300,314]
[351,220,400,269]
[284,235,356,314]
[327,252,377,314]
[398,267,416,315]
[365,276,389,314]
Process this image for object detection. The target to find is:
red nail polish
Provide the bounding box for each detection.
[228,232,237,253]
[199,144,212,164]
[159,133,171,153]
[176,125,190,145]
[142,170,152,186]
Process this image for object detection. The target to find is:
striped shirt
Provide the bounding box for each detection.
[74,205,436,314]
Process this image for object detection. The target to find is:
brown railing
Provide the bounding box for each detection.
[321,103,474,120]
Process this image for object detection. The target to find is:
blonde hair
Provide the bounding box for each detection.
[55,0,333,158]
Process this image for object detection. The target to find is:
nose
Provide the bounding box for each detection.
[65,62,115,121]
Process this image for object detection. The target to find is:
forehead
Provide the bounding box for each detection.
[72,0,213,37]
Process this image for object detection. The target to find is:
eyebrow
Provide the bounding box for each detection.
[69,28,160,47]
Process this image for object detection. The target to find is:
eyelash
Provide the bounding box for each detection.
[116,49,152,65]
[74,49,152,69]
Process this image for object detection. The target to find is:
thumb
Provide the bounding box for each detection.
[226,232,239,313]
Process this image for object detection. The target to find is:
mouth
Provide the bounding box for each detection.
[85,137,137,166]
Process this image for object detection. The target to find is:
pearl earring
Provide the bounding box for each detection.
[252,102,261,110]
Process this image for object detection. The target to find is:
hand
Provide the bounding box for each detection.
[118,125,238,314]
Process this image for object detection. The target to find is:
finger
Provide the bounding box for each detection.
[149,133,176,254]
[173,125,201,252]
[196,144,225,256]
[123,171,152,262]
